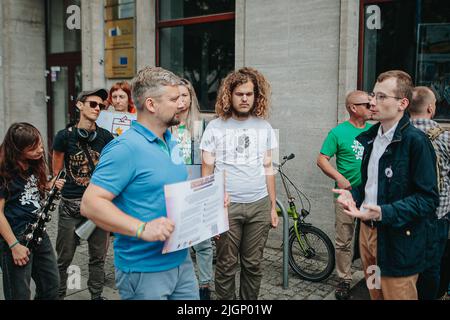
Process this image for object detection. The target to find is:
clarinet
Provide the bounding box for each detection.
[21,169,66,250]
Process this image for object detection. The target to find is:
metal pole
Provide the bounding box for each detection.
[276,199,289,289]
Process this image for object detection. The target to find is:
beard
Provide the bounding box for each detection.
[231,105,253,118]
[166,115,181,127]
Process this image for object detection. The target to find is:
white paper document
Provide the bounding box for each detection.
[96,110,136,137]
[162,172,228,254]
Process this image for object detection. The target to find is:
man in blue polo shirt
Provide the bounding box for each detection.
[80,66,199,300]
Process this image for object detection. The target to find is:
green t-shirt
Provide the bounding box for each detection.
[320,121,372,189]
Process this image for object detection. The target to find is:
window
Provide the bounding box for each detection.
[359,0,450,121]
[47,0,81,54]
[157,0,235,112]
[105,0,135,20]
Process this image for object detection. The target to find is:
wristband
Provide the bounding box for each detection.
[136,222,147,239]
[9,240,20,249]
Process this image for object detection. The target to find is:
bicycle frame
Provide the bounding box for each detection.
[276,156,313,253]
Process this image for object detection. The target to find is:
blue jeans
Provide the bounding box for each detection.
[193,239,213,286]
[0,233,60,300]
[115,254,199,300]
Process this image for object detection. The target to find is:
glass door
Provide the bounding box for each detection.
[45,0,82,148]
[46,53,81,149]
[50,66,69,134]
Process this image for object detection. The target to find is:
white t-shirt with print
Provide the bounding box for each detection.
[200,116,278,203]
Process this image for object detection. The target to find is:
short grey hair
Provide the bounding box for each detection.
[131,66,181,111]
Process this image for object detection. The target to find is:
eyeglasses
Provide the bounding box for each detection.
[353,102,371,109]
[368,92,403,102]
[85,101,106,110]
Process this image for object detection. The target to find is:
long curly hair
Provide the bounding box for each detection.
[215,67,271,119]
[0,123,48,197]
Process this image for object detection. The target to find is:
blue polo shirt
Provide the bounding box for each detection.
[90,121,188,273]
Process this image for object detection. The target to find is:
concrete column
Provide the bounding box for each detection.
[81,0,105,90]
[235,0,245,68]
[136,0,156,71]
[0,0,47,145]
[337,0,360,123]
[0,2,5,138]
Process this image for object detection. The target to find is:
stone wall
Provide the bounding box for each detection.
[0,0,47,146]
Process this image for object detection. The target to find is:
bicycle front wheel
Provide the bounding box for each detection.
[288,225,335,282]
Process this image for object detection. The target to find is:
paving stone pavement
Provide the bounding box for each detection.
[0,211,366,300]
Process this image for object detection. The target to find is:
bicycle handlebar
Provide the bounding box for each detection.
[273,153,296,168]
[277,153,295,167]
[284,153,295,161]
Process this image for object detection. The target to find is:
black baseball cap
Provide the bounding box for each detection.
[76,88,108,102]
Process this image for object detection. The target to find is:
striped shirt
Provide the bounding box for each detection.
[411,118,450,219]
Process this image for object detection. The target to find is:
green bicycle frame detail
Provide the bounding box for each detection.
[289,202,312,254]
[276,154,335,282]
[276,155,312,255]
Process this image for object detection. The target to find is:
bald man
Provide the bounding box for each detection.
[410,86,450,300]
[317,90,372,299]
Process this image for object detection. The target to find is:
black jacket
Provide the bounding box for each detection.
[352,113,439,276]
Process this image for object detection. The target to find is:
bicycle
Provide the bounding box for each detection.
[275,153,335,282]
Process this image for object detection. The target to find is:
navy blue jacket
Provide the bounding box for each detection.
[352,113,439,277]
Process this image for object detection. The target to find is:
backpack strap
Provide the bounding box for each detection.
[426,126,447,193]
[427,126,446,141]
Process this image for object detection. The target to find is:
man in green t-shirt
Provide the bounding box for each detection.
[317,90,372,300]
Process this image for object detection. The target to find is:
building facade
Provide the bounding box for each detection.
[0,0,449,239]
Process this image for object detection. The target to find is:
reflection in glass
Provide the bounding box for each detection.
[361,0,450,120]
[416,23,450,120]
[159,20,235,112]
[159,0,235,21]
[104,2,135,21]
[362,1,415,93]
[47,0,81,54]
[52,67,69,133]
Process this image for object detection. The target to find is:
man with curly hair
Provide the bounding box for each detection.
[200,67,279,300]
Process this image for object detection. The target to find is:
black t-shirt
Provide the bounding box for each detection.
[53,125,114,199]
[0,172,42,236]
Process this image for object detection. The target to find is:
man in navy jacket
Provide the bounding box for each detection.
[334,70,439,300]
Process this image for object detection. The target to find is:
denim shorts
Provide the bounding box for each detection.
[115,254,199,300]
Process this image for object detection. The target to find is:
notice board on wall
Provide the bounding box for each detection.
[104,1,136,79]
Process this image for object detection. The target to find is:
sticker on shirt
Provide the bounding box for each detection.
[385,166,393,178]
[19,174,41,212]
[351,140,365,160]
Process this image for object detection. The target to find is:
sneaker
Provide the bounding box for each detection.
[199,287,211,300]
[440,293,450,300]
[91,296,108,300]
[335,281,351,300]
